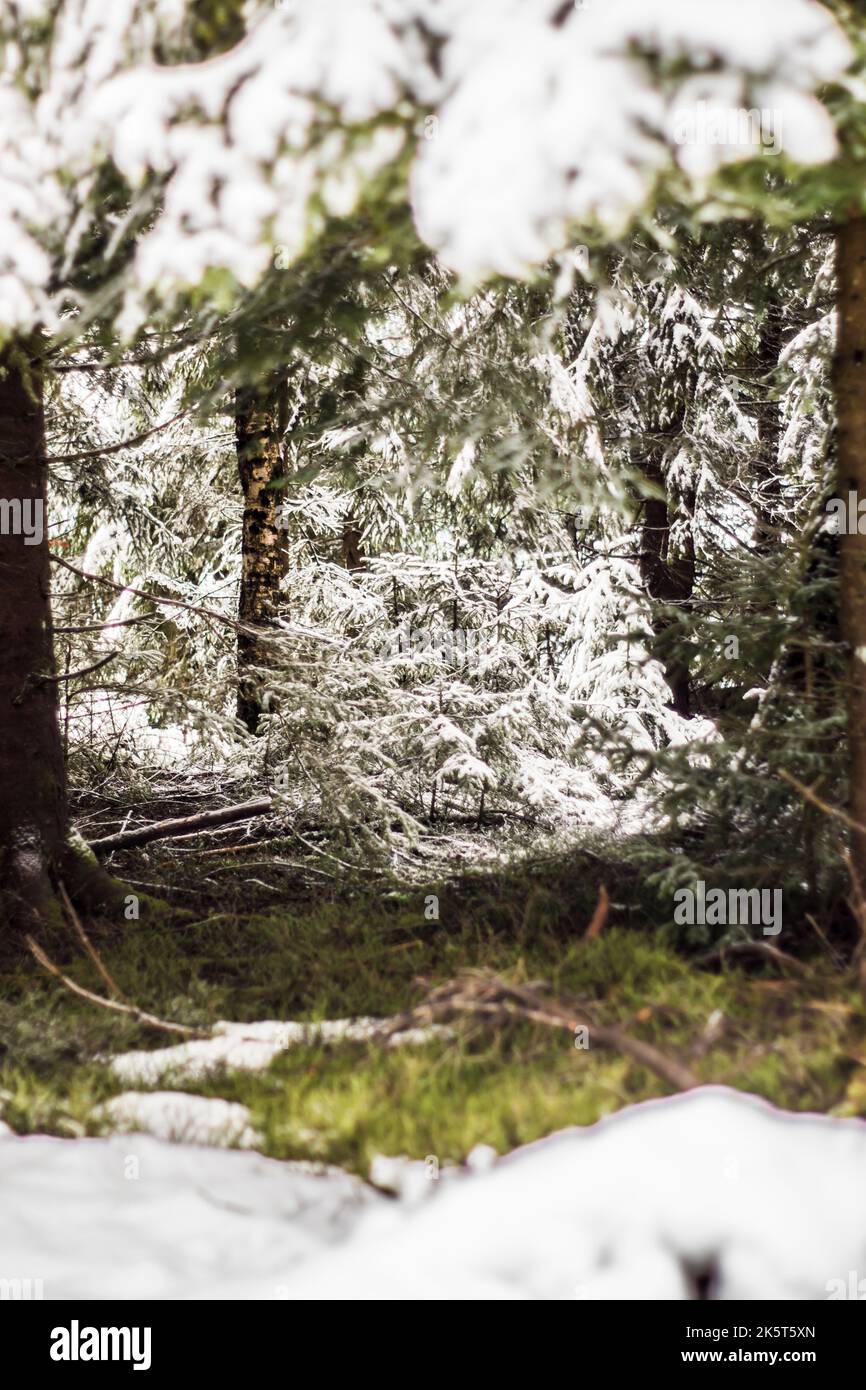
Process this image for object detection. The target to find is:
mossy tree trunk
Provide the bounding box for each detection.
[235,365,288,733]
[835,217,866,893]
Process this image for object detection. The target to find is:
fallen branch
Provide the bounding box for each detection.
[88,797,275,854]
[26,938,209,1038]
[374,970,699,1093]
[695,939,808,975]
[59,881,128,1002]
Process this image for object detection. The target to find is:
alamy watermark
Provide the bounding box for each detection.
[672,102,783,157]
[50,1321,151,1371]
[0,1275,44,1300]
[374,619,495,668]
[0,498,43,545]
[826,1270,866,1299]
[673,881,782,936]
[826,491,866,534]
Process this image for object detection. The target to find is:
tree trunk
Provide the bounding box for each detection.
[753,290,784,552]
[235,367,288,733]
[0,341,131,936]
[0,340,67,927]
[638,472,696,719]
[631,285,698,720]
[340,513,365,573]
[835,217,866,892]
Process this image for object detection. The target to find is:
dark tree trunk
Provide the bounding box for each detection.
[626,282,699,720]
[753,291,784,551]
[638,468,696,719]
[235,367,288,733]
[835,217,866,892]
[0,341,129,936]
[340,513,365,573]
[0,340,67,927]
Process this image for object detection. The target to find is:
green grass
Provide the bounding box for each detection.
[0,853,863,1176]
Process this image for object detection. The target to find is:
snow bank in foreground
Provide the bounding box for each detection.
[0,1128,378,1300]
[2,1088,865,1299]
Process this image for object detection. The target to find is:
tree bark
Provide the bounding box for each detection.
[89,797,273,854]
[835,217,866,892]
[235,366,288,733]
[340,512,365,573]
[0,340,67,927]
[753,290,784,552]
[635,287,697,719]
[638,467,696,719]
[0,341,131,936]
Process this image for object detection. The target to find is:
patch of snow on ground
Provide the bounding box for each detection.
[111,1018,452,1085]
[96,1093,260,1148]
[2,1087,866,1299]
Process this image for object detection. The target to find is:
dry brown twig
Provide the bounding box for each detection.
[584,884,609,940]
[58,881,128,1002]
[26,937,209,1039]
[778,769,866,837]
[373,969,699,1092]
[695,939,808,975]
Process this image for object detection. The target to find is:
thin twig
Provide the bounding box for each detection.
[695,939,808,974]
[58,881,128,1003]
[778,769,866,836]
[46,410,189,464]
[374,971,699,1092]
[50,554,242,632]
[26,938,209,1039]
[40,649,120,684]
[585,884,609,940]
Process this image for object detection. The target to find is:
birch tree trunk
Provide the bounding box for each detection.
[235,366,288,733]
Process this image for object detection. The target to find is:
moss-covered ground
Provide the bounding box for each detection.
[1,841,863,1176]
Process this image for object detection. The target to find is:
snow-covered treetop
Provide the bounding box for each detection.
[0,0,853,336]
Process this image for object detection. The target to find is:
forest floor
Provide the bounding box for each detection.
[2,834,865,1174]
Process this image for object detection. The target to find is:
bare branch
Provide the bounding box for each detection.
[27,937,209,1038]
[88,797,275,854]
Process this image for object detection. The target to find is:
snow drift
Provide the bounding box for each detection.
[2,1087,865,1300]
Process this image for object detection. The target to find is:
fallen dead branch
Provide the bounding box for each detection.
[695,939,808,975]
[59,881,128,1002]
[88,797,275,854]
[26,938,210,1039]
[373,970,699,1092]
